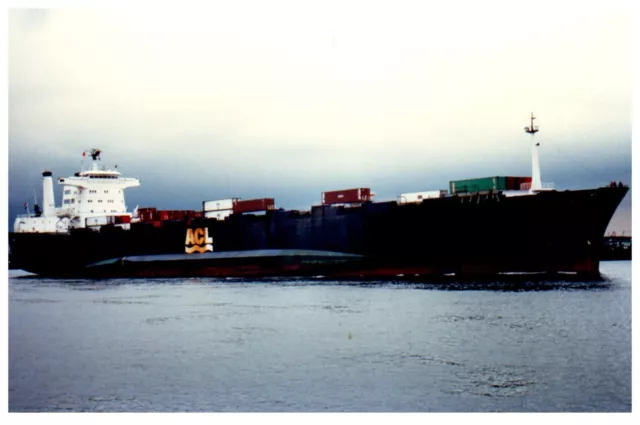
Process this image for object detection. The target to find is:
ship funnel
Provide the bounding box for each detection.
[42,171,56,216]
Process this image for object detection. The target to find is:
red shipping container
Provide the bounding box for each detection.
[169,210,186,221]
[185,210,204,221]
[233,198,275,214]
[322,188,371,205]
[505,177,532,191]
[114,215,132,224]
[519,177,532,185]
[158,210,170,221]
[138,207,158,222]
[515,177,532,191]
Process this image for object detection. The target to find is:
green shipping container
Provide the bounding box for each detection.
[449,176,508,194]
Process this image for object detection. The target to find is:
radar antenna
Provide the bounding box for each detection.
[89,149,102,161]
[524,113,539,134]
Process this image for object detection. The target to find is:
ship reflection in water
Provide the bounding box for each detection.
[9,261,631,412]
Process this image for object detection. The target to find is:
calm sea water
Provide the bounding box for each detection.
[8,262,631,412]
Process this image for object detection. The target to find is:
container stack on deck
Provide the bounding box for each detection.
[137,207,157,222]
[398,190,447,204]
[322,188,372,205]
[201,197,275,219]
[449,176,532,194]
[137,207,203,224]
[233,198,275,214]
[203,199,236,220]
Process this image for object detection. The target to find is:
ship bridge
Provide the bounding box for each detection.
[13,149,140,233]
[57,150,140,218]
[78,169,121,178]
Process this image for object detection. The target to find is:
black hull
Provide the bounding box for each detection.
[8,186,628,279]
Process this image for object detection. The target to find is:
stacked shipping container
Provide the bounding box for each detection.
[233,198,275,214]
[202,199,235,220]
[322,188,372,205]
[204,210,234,220]
[449,176,532,194]
[203,199,236,212]
[137,207,203,223]
[398,190,447,204]
[201,197,276,219]
[137,207,157,222]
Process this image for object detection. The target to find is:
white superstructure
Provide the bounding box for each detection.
[502,113,554,198]
[13,149,140,233]
[523,112,554,194]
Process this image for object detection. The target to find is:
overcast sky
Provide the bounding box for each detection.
[6,1,633,233]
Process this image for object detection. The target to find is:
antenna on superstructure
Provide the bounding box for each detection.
[81,148,102,171]
[32,188,41,216]
[524,112,542,191]
[82,149,102,160]
[524,112,539,135]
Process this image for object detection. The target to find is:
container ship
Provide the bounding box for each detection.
[8,115,629,279]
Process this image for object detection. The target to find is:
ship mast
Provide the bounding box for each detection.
[524,112,542,191]
[82,148,102,172]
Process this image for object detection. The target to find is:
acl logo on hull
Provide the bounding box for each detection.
[185,228,213,253]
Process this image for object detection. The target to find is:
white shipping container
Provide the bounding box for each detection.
[204,209,233,220]
[86,216,109,227]
[203,199,236,211]
[398,190,447,204]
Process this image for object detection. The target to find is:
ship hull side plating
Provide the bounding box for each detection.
[8,187,628,279]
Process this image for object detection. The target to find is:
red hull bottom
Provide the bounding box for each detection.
[82,257,602,281]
